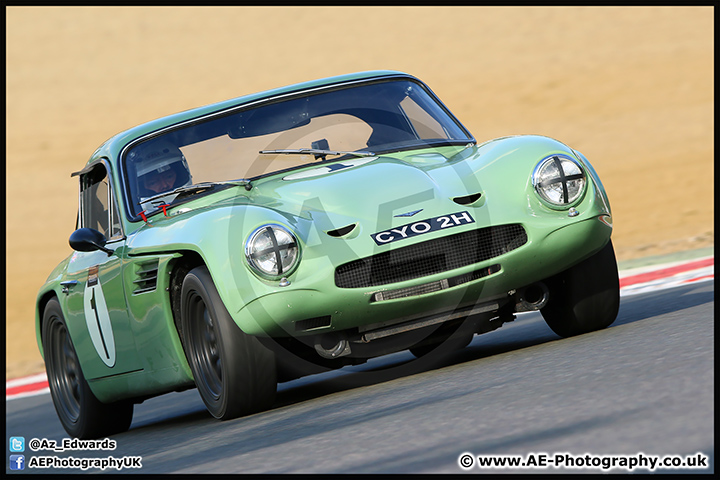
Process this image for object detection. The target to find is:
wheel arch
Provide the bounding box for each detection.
[167,250,207,345]
[36,289,61,359]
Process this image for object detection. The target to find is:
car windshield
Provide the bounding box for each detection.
[123,78,473,216]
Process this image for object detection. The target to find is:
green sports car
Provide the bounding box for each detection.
[36,70,619,439]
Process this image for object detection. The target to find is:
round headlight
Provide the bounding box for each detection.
[532,154,586,207]
[245,224,300,278]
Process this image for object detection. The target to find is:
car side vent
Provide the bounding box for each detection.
[326,223,357,238]
[453,192,483,205]
[133,260,159,295]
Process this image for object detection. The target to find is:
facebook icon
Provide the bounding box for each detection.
[9,454,25,470]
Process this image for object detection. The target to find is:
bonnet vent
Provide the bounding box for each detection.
[452,192,483,205]
[326,223,357,238]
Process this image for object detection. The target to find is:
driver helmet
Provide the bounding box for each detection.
[129,139,192,198]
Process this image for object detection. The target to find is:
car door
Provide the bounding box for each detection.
[62,161,143,379]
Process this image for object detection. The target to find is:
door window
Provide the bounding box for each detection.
[79,163,122,239]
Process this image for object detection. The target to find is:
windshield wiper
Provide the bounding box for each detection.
[259,148,375,161]
[138,179,252,207]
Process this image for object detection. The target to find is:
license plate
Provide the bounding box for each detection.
[371,211,475,245]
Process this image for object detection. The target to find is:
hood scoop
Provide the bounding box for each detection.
[452,192,483,206]
[326,223,358,238]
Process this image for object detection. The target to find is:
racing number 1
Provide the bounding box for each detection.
[89,288,110,360]
[83,265,116,367]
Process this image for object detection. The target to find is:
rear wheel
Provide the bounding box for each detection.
[42,298,133,439]
[181,266,276,420]
[541,240,620,337]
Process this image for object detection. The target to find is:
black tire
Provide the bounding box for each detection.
[42,298,133,439]
[540,239,620,337]
[181,266,276,420]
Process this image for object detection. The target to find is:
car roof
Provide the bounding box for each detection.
[83,70,415,171]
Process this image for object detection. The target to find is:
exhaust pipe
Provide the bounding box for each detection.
[515,282,550,312]
[314,334,352,359]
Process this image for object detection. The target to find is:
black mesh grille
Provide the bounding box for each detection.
[335,224,527,288]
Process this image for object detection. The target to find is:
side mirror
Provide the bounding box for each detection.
[69,228,114,256]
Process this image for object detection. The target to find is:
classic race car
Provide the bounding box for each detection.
[36,71,619,439]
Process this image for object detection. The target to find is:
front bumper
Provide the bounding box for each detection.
[234,214,612,339]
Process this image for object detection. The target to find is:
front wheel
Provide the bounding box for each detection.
[42,298,133,439]
[181,266,276,420]
[540,240,620,338]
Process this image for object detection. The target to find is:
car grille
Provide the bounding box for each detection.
[335,224,527,288]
